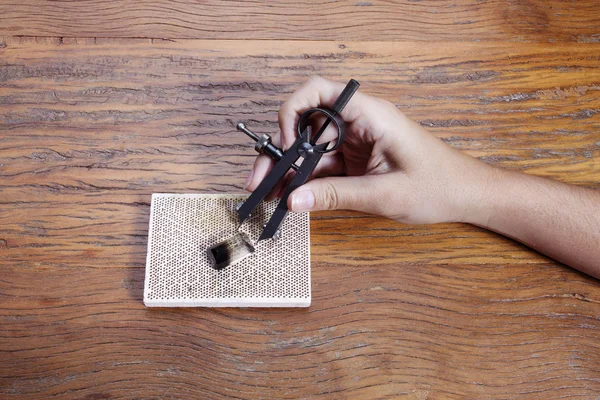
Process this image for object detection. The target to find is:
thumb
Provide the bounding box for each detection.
[288,175,386,214]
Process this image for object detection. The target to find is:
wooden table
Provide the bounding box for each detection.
[1,1,599,398]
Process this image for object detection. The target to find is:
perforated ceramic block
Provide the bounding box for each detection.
[144,194,311,307]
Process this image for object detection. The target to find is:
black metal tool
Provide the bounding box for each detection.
[237,79,360,241]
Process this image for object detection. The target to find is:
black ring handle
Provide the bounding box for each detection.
[297,108,346,154]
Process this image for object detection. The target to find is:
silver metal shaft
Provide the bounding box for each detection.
[236,122,260,141]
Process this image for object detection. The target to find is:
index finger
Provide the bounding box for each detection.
[278,76,363,149]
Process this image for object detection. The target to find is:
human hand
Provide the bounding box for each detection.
[244,76,493,224]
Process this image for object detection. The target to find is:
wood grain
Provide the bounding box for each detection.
[0,0,600,42]
[1,37,600,398]
[2,264,600,399]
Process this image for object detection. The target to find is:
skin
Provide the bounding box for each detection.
[245,76,600,278]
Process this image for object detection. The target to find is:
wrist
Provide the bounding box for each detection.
[451,157,503,226]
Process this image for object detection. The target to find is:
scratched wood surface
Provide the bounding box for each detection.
[1,0,600,43]
[1,12,600,400]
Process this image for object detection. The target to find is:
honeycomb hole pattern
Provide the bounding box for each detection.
[144,194,311,307]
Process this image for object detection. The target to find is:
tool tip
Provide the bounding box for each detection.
[236,122,245,131]
[258,232,268,242]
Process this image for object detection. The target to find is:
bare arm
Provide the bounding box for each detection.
[464,167,600,278]
[245,77,600,278]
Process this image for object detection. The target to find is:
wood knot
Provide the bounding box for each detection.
[0,42,6,49]
[0,239,8,249]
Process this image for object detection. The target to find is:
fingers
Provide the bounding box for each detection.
[247,151,345,196]
[310,152,345,179]
[278,76,364,150]
[272,170,295,200]
[243,121,284,192]
[246,144,345,194]
[287,175,393,215]
[246,76,364,193]
[244,154,273,192]
[269,153,345,201]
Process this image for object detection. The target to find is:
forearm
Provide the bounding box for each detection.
[463,166,600,278]
[266,76,600,277]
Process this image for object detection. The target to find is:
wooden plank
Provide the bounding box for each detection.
[1,264,599,398]
[1,38,600,269]
[1,37,600,398]
[0,1,599,42]
[1,37,599,270]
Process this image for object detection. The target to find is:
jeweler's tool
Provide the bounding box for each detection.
[237,79,360,241]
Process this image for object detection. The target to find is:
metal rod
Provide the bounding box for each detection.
[312,79,360,144]
[236,122,260,141]
[236,122,299,171]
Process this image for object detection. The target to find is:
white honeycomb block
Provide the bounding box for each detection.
[144,194,311,307]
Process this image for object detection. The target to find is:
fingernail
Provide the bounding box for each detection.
[291,190,315,212]
[243,170,253,190]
